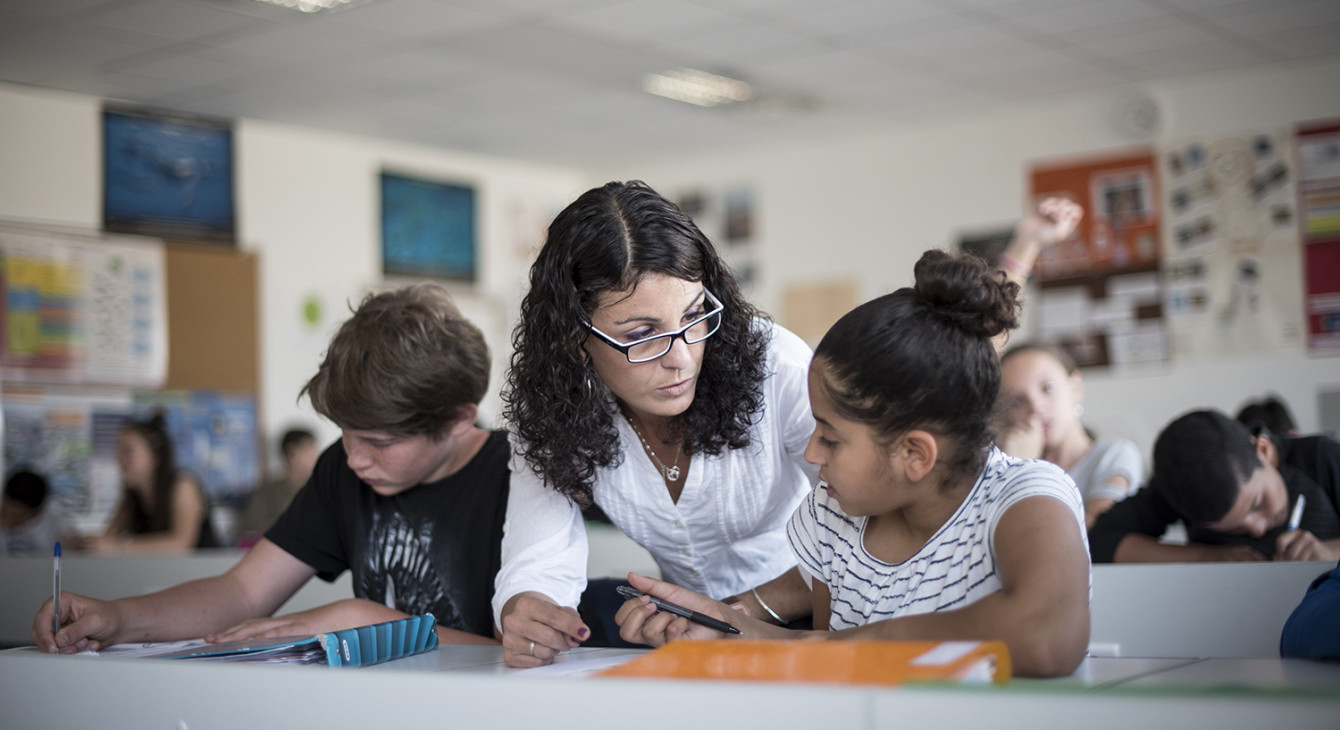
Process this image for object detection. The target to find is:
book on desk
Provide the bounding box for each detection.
[597,639,1010,686]
[91,613,438,668]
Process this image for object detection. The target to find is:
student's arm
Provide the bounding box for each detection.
[725,567,812,625]
[825,496,1090,678]
[31,539,314,653]
[92,475,206,553]
[1089,487,1186,563]
[206,598,499,646]
[1112,534,1265,562]
[995,197,1084,289]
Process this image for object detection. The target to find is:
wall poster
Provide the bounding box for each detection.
[1029,150,1167,368]
[1159,128,1305,357]
[1297,121,1340,356]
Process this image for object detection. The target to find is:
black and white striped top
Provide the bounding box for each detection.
[787,448,1087,630]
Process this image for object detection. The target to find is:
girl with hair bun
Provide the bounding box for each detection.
[616,250,1092,678]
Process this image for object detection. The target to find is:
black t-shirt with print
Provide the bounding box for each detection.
[265,430,510,638]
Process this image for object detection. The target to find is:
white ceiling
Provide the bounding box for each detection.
[2,0,1338,166]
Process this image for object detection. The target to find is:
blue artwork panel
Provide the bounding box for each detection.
[381,172,476,281]
[103,107,236,243]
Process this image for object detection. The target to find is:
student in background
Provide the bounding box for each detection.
[32,284,508,652]
[234,428,318,547]
[616,250,1091,678]
[1089,409,1340,563]
[81,413,219,553]
[1280,559,1340,661]
[996,342,1143,527]
[1236,394,1300,437]
[1,469,68,556]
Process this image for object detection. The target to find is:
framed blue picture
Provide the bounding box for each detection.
[381,171,476,282]
[102,105,236,244]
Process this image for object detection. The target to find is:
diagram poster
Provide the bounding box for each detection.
[0,228,166,386]
[1029,150,1166,368]
[1159,128,1305,357]
[1298,121,1340,356]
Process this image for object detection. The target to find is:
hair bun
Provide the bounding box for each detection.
[912,249,1020,339]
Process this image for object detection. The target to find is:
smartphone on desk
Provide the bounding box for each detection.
[616,585,741,635]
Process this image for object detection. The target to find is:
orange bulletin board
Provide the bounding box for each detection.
[1031,149,1161,281]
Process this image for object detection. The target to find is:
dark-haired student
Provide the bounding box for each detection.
[616,250,1091,678]
[33,284,508,652]
[1089,409,1340,563]
[81,413,219,553]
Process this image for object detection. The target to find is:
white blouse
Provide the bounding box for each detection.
[492,321,818,624]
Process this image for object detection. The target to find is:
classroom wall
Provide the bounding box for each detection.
[5,58,1340,470]
[593,57,1340,462]
[0,81,587,464]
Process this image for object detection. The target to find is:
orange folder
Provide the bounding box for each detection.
[597,639,1010,686]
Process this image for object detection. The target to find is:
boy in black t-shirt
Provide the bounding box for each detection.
[1089,409,1340,563]
[33,284,509,652]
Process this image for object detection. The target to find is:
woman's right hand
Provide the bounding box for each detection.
[499,592,589,668]
[31,592,121,654]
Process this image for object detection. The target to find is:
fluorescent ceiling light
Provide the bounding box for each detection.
[249,0,357,13]
[643,69,753,107]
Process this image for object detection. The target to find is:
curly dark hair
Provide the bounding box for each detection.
[503,180,769,504]
[813,249,1020,484]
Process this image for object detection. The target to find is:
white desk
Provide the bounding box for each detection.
[2,646,1336,730]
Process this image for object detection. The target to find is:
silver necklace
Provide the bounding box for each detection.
[624,414,683,483]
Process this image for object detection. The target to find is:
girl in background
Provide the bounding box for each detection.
[617,250,1091,678]
[87,413,218,552]
[997,343,1143,527]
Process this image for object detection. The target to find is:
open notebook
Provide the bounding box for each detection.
[91,614,438,668]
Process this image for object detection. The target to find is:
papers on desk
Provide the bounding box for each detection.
[597,639,1011,686]
[85,614,439,668]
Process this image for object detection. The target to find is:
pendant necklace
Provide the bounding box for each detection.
[624,413,683,483]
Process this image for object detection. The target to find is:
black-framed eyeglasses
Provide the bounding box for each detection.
[586,289,724,363]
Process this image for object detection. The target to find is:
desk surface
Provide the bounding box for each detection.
[4,645,1334,730]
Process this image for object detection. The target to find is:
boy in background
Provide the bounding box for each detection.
[234,428,318,546]
[32,284,509,651]
[1089,409,1339,563]
[2,469,68,556]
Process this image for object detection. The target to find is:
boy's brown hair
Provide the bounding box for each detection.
[301,284,489,438]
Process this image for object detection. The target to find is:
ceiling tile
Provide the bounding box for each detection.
[549,0,741,45]
[87,0,264,42]
[1196,0,1340,37]
[1007,0,1167,34]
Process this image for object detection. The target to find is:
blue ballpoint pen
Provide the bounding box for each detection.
[52,541,62,638]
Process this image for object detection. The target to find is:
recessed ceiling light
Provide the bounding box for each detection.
[248,0,358,13]
[643,69,753,108]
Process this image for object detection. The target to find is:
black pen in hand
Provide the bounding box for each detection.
[617,585,742,635]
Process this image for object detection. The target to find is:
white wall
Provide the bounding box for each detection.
[0,82,586,468]
[593,58,1340,462]
[5,58,1340,469]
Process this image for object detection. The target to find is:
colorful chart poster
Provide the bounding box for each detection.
[0,228,167,385]
[1029,150,1166,368]
[1297,121,1340,356]
[1159,128,1305,357]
